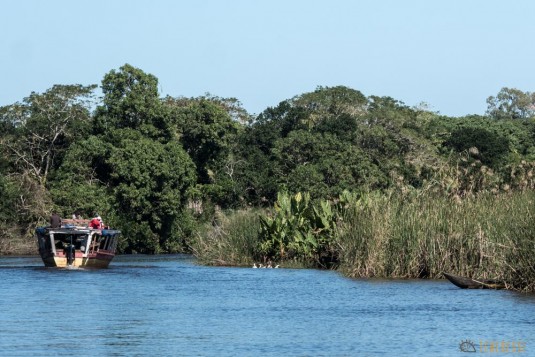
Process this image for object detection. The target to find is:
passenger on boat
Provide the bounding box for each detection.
[89,214,103,229]
[50,212,62,228]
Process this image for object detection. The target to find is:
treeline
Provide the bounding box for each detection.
[1,64,535,260]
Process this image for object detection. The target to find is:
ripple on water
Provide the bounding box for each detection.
[0,255,534,356]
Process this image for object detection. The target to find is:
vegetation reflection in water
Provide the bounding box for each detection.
[0,255,533,356]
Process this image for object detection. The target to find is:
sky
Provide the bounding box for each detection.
[2,0,534,117]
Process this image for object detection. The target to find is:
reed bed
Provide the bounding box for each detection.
[189,208,263,266]
[336,191,535,291]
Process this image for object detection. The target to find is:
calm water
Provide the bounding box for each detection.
[0,255,533,357]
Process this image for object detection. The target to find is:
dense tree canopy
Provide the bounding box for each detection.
[95,64,172,140]
[107,129,196,253]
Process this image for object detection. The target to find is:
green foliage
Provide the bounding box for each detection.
[95,64,172,139]
[0,84,96,186]
[48,136,113,217]
[426,115,535,193]
[486,87,535,120]
[2,65,535,268]
[237,87,434,204]
[443,126,510,168]
[258,192,337,266]
[291,86,368,128]
[271,131,383,198]
[167,97,241,183]
[191,209,262,266]
[0,84,96,246]
[232,101,306,204]
[107,129,196,253]
[335,190,535,291]
[163,95,250,209]
[0,174,19,223]
[231,143,278,205]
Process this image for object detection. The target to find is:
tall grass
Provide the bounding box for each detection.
[336,190,535,291]
[191,191,535,291]
[189,208,263,266]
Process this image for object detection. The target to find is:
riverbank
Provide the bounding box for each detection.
[0,235,35,256]
[4,190,534,292]
[191,190,535,292]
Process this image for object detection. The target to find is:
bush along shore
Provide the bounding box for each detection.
[191,190,535,293]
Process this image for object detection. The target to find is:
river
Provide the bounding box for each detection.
[0,255,533,356]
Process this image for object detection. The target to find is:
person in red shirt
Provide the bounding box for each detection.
[89,214,102,229]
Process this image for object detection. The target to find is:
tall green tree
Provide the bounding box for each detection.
[95,63,171,139]
[48,135,113,218]
[0,84,96,186]
[486,87,535,120]
[167,98,241,182]
[291,86,368,128]
[89,65,200,252]
[235,100,309,204]
[107,129,196,253]
[0,84,96,241]
[164,96,245,208]
[271,130,383,198]
[443,126,510,168]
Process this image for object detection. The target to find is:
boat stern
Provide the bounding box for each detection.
[36,225,120,269]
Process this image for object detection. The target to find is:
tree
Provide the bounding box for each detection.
[0,84,96,186]
[95,64,171,138]
[0,172,20,224]
[251,100,309,150]
[167,98,241,182]
[271,131,383,198]
[164,96,246,208]
[48,135,113,218]
[107,129,196,253]
[486,87,535,120]
[443,126,510,168]
[291,86,368,128]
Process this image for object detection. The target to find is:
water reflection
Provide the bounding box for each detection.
[0,254,533,356]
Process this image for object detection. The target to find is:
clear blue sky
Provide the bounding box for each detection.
[2,0,534,116]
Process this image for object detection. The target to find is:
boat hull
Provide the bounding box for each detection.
[443,272,505,289]
[41,253,114,268]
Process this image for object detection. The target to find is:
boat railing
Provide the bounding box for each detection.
[62,218,91,228]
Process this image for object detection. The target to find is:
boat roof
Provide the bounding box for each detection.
[36,226,121,236]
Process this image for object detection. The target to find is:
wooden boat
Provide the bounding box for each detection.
[36,219,121,268]
[443,272,505,289]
